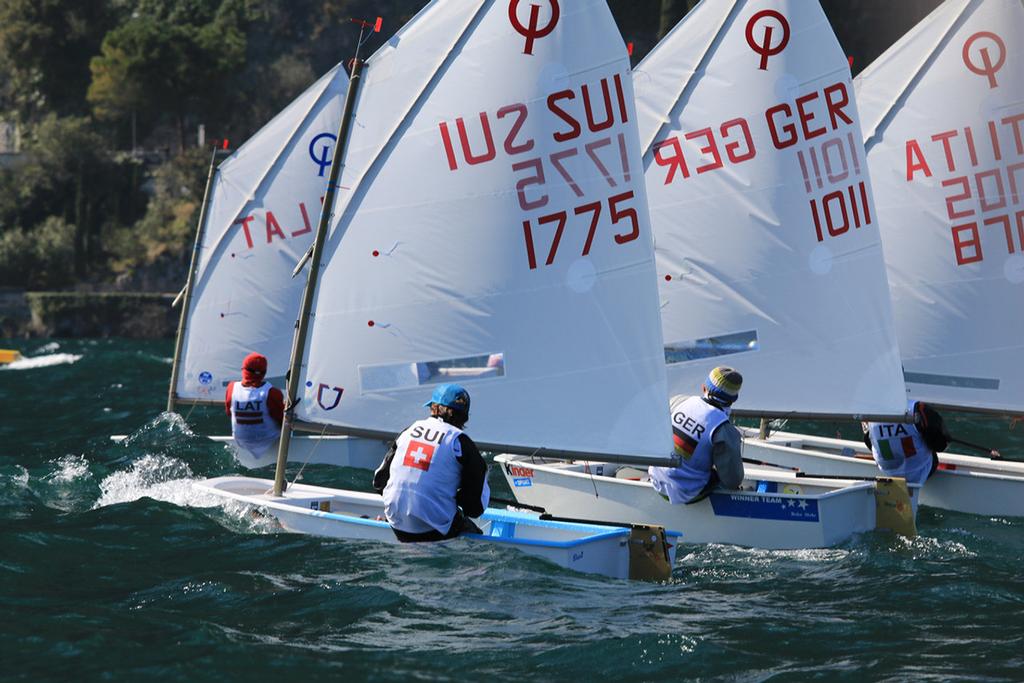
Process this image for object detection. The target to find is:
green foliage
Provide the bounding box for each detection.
[106,148,208,274]
[0,216,75,288]
[0,0,121,120]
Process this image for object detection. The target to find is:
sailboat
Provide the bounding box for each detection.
[113,60,389,469]
[498,0,920,549]
[740,0,1024,517]
[197,0,684,580]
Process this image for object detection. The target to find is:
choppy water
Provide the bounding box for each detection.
[2,339,1024,682]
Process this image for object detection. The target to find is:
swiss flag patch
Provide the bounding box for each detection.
[403,440,435,471]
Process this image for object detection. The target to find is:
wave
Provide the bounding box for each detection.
[94,454,217,509]
[1,353,82,371]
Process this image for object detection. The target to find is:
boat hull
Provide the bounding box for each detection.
[496,456,917,549]
[742,429,1024,517]
[195,476,681,580]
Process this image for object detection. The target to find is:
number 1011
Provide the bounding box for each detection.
[809,181,872,242]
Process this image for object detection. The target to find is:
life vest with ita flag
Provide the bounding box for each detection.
[649,395,729,504]
[867,400,932,485]
[229,381,280,455]
[383,416,486,535]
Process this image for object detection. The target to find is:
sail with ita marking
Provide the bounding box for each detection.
[293,0,674,463]
[635,0,907,419]
[175,64,348,400]
[855,0,1024,415]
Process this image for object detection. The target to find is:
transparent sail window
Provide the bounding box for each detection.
[904,371,999,391]
[665,330,759,364]
[359,352,505,393]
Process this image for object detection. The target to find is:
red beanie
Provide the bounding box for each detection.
[242,352,268,384]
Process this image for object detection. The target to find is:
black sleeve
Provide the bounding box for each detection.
[455,434,488,518]
[372,441,398,494]
[918,404,951,453]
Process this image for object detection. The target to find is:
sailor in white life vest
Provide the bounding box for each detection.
[648,367,745,504]
[224,352,284,460]
[372,383,490,543]
[862,400,951,486]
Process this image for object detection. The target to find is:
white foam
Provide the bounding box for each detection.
[1,353,82,371]
[36,342,61,353]
[45,455,93,484]
[94,454,217,509]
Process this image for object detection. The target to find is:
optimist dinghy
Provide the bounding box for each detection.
[108,58,388,469]
[743,0,1024,515]
[497,456,918,550]
[200,0,682,579]
[500,0,918,548]
[197,476,681,580]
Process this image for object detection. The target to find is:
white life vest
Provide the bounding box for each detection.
[229,381,279,456]
[383,416,467,535]
[866,400,933,485]
[648,395,729,504]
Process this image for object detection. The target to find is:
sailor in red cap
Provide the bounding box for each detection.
[224,352,285,462]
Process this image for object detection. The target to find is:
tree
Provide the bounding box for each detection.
[0,0,121,120]
[87,11,245,152]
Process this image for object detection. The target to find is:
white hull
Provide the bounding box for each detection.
[741,429,1024,518]
[110,434,389,470]
[195,476,681,580]
[497,456,919,550]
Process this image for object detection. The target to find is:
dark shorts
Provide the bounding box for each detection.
[391,509,482,543]
[684,469,721,505]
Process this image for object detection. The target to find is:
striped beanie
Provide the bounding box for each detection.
[705,366,742,404]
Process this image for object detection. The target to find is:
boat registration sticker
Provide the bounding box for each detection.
[709,493,820,522]
[513,477,532,487]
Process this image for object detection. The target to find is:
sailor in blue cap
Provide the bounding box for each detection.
[372,383,490,542]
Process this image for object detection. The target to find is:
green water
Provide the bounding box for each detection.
[2,339,1023,682]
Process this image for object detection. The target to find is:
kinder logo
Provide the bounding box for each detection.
[962,31,1006,89]
[403,440,435,471]
[745,9,790,70]
[508,0,559,56]
[504,463,534,478]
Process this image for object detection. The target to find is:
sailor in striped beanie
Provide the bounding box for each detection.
[702,366,743,408]
[649,366,744,505]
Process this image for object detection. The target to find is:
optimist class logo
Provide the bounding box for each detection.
[962,31,1006,89]
[745,9,790,70]
[308,132,336,177]
[508,0,560,56]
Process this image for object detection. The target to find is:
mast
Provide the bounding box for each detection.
[166,146,223,414]
[273,23,374,496]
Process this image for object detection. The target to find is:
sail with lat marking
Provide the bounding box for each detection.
[175,65,348,400]
[635,0,907,418]
[293,0,674,463]
[855,0,1024,415]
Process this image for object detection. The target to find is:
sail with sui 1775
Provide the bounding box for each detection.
[291,0,674,465]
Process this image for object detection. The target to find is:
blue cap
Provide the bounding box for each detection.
[424,383,471,413]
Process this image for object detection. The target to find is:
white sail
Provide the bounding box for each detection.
[176,65,348,400]
[294,0,674,462]
[636,0,907,418]
[855,0,1024,414]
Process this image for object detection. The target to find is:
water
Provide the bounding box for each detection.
[3,339,1024,681]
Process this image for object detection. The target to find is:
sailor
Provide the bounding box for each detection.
[648,366,745,504]
[373,383,490,542]
[224,352,284,459]
[862,400,950,486]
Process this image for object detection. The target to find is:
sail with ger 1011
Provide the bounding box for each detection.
[855,0,1024,415]
[176,64,348,400]
[635,0,907,420]
[293,0,674,464]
